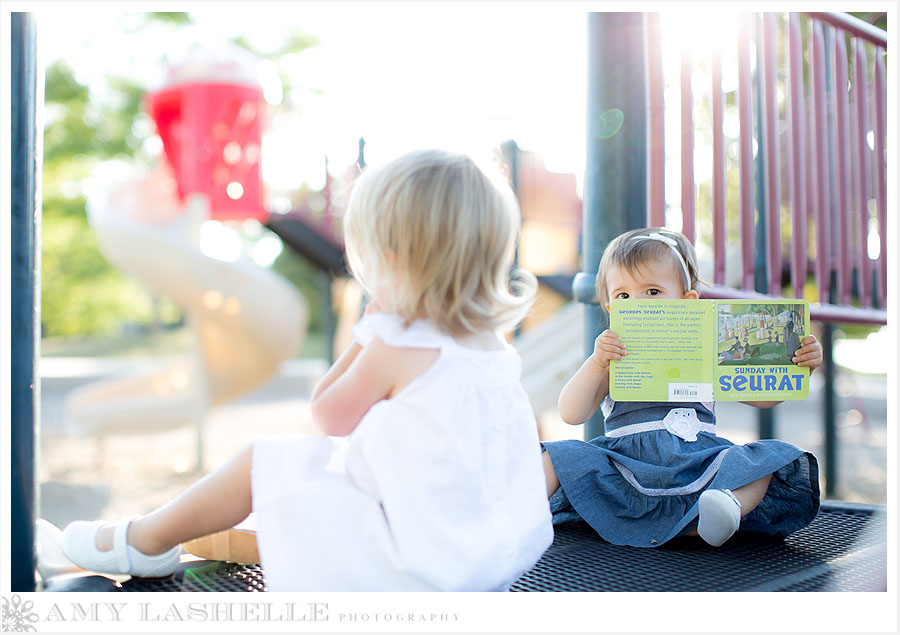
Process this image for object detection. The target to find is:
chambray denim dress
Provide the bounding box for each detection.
[542,398,820,547]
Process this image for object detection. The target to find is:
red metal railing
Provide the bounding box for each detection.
[645,12,887,325]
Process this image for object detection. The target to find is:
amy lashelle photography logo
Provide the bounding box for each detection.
[2,594,40,632]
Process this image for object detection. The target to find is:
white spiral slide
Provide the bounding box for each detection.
[64,169,307,468]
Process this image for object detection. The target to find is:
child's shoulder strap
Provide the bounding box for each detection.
[352,313,451,350]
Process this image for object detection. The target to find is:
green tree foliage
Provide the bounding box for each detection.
[138,12,194,26]
[41,12,321,338]
[849,12,886,32]
[41,58,159,337]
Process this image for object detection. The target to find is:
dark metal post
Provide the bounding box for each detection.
[821,269,840,498]
[752,16,775,440]
[501,140,524,339]
[822,322,837,497]
[821,27,839,499]
[755,398,775,439]
[11,11,41,592]
[578,13,647,440]
[318,272,335,364]
[501,139,520,195]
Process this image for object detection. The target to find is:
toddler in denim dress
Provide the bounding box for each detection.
[541,228,823,548]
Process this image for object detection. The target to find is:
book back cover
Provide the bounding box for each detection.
[609,299,716,402]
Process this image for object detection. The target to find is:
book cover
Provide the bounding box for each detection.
[609,299,810,402]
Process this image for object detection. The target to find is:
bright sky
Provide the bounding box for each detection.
[35,3,589,192]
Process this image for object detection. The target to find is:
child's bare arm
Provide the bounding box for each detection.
[309,297,391,424]
[558,330,625,424]
[311,341,364,403]
[310,339,396,436]
[741,335,824,409]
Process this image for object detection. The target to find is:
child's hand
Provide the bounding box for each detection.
[590,329,626,370]
[792,335,823,372]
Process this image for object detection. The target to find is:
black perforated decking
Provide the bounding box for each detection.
[511,501,886,592]
[45,501,886,592]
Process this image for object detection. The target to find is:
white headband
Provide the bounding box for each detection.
[631,232,691,290]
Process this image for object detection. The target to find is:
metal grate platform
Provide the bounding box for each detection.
[44,501,886,592]
[511,501,886,591]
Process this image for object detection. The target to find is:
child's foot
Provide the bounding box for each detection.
[697,489,741,547]
[61,518,181,577]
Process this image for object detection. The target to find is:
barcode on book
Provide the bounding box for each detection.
[668,382,713,402]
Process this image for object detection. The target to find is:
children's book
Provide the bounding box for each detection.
[609,299,810,402]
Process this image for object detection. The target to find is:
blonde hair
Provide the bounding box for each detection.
[596,227,700,308]
[343,149,536,334]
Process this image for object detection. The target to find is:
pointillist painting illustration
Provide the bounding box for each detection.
[717,302,807,367]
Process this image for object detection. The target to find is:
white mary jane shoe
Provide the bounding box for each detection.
[37,519,81,579]
[697,489,742,547]
[61,517,181,578]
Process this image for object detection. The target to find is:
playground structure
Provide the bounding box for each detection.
[62,45,308,470]
[10,11,889,597]
[575,12,888,502]
[38,13,890,478]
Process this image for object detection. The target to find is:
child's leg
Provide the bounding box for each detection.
[542,450,560,498]
[96,444,254,555]
[731,473,772,517]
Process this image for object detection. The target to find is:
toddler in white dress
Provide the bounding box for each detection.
[61,149,553,591]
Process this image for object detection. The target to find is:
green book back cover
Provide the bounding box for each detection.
[609,299,716,402]
[609,299,810,402]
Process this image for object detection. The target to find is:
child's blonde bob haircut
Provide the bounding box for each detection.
[596,227,701,309]
[343,149,537,335]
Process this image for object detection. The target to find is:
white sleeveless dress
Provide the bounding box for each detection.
[251,313,553,591]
